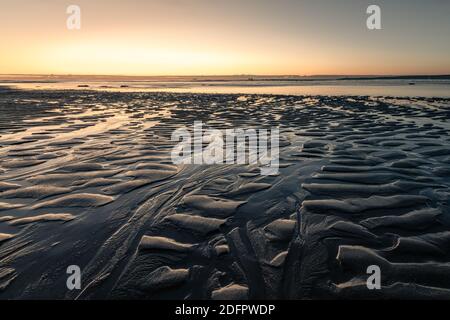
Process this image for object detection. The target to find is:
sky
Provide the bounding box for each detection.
[1,0,449,76]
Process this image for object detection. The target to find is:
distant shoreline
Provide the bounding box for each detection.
[1,74,450,83]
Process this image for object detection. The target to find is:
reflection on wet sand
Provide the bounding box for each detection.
[0,89,450,299]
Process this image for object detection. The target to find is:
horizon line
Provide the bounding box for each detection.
[2,73,450,78]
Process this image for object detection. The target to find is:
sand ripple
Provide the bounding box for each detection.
[0,91,449,299]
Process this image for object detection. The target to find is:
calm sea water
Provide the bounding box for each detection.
[2,79,450,98]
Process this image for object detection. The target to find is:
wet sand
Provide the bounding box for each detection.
[0,88,450,299]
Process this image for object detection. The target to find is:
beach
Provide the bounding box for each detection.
[0,88,450,299]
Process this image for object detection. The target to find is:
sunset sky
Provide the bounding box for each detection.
[1,0,449,76]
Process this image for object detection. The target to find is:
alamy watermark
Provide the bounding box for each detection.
[367,5,382,30]
[66,5,81,30]
[171,121,279,175]
[66,4,380,31]
[366,265,381,290]
[66,265,81,290]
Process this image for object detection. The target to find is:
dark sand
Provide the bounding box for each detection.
[0,89,450,299]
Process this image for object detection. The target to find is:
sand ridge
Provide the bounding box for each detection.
[0,90,449,299]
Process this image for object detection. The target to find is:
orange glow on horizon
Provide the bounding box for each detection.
[1,0,449,76]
